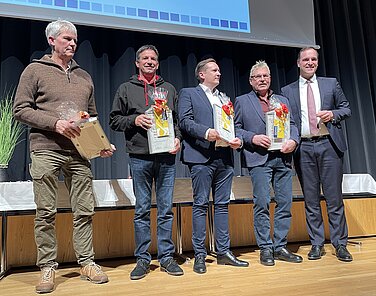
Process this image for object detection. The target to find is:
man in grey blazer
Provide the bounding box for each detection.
[235,60,303,266]
[281,47,352,262]
[178,58,249,274]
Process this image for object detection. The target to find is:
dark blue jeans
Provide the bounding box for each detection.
[129,154,176,265]
[249,154,292,252]
[189,158,234,257]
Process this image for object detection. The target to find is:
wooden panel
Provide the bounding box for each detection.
[228,204,255,247]
[7,215,36,267]
[228,202,309,246]
[6,208,176,267]
[92,210,135,259]
[345,198,376,236]
[5,197,376,268]
[180,207,193,251]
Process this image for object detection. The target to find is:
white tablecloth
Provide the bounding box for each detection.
[342,174,376,194]
[0,179,136,211]
[1,174,375,211]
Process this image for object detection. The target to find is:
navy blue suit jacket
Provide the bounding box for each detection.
[178,86,232,164]
[281,77,351,152]
[234,91,299,168]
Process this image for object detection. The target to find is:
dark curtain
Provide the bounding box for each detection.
[1,0,375,181]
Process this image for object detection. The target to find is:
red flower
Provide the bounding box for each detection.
[275,109,282,118]
[275,103,288,122]
[153,98,168,116]
[222,101,234,116]
[79,111,90,119]
[281,103,288,114]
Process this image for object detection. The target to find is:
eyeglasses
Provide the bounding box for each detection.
[251,74,271,80]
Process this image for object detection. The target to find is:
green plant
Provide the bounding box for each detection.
[0,90,23,167]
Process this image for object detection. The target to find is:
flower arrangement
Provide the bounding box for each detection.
[153,98,169,117]
[148,87,170,137]
[0,89,24,167]
[222,101,234,116]
[275,103,289,122]
[268,95,289,141]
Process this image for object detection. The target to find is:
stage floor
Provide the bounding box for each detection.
[1,237,375,296]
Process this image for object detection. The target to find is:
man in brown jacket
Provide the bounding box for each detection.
[13,19,113,294]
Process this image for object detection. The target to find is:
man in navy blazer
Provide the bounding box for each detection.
[235,60,303,266]
[281,47,352,262]
[178,58,249,274]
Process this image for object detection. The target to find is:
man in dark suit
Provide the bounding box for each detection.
[235,60,303,266]
[281,47,352,262]
[178,58,249,274]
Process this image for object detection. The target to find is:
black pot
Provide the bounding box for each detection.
[0,166,10,182]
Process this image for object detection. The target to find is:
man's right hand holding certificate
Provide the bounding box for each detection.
[207,128,242,149]
[135,114,152,130]
[251,132,296,153]
[280,139,297,154]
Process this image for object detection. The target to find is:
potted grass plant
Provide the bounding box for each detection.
[0,89,23,181]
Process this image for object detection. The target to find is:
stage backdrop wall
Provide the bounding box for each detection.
[0,0,375,181]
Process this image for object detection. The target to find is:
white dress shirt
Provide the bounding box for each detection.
[299,75,321,137]
[199,83,222,107]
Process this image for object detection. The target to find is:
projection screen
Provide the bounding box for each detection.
[0,0,317,48]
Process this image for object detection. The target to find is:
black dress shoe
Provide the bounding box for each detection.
[274,247,303,263]
[308,245,325,260]
[130,260,150,280]
[260,248,275,266]
[193,256,207,274]
[335,245,353,262]
[160,258,184,276]
[217,251,249,267]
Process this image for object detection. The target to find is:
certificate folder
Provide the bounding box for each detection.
[213,104,235,143]
[71,117,111,160]
[146,108,175,154]
[265,110,290,151]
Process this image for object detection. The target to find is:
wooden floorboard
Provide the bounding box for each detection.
[1,237,376,296]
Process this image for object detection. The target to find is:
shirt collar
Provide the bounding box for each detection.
[299,74,317,84]
[199,83,219,96]
[64,62,71,73]
[255,89,274,100]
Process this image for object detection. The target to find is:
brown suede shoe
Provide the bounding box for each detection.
[36,266,56,294]
[80,262,109,284]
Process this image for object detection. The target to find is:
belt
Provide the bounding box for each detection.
[301,135,329,142]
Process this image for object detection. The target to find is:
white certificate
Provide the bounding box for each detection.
[71,117,111,159]
[146,108,175,154]
[265,110,290,151]
[213,104,235,143]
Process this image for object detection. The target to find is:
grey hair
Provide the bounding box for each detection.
[45,20,77,44]
[195,58,217,82]
[249,60,270,79]
[136,45,159,61]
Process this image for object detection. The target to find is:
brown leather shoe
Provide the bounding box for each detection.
[80,262,109,284]
[36,266,56,294]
